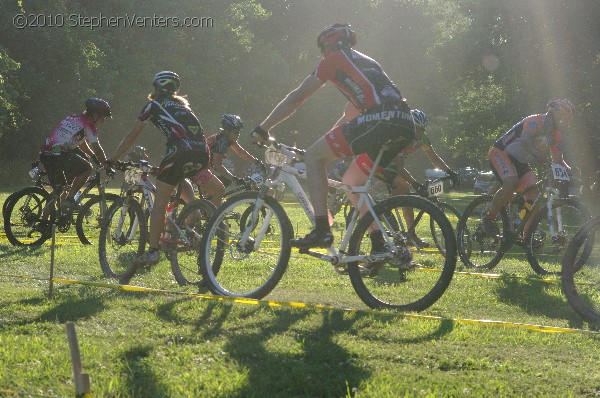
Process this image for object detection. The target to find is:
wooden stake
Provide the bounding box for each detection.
[48,223,56,299]
[65,322,92,397]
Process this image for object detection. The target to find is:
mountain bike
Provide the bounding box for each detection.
[98,160,262,285]
[561,215,599,323]
[3,165,117,246]
[2,161,52,222]
[456,164,591,274]
[198,139,457,312]
[339,174,461,258]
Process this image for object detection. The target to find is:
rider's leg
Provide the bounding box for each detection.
[203,175,226,207]
[290,135,338,248]
[305,135,338,217]
[519,171,539,239]
[391,174,413,225]
[486,148,520,219]
[179,179,196,204]
[191,169,225,207]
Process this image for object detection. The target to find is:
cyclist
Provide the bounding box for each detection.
[192,114,262,206]
[482,98,575,238]
[111,71,210,266]
[346,109,459,247]
[251,23,416,250]
[39,98,112,210]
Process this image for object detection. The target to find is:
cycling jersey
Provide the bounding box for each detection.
[314,48,403,112]
[138,97,205,149]
[399,132,432,158]
[494,114,563,165]
[205,132,234,158]
[40,114,98,154]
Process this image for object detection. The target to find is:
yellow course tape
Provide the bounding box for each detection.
[0,273,597,335]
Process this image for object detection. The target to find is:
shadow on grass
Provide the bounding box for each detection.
[120,344,169,397]
[221,309,371,397]
[0,243,50,259]
[3,290,107,326]
[494,274,585,325]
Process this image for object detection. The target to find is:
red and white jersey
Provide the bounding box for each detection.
[40,114,98,154]
[314,48,402,112]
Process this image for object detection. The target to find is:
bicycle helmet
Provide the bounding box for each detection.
[317,23,357,49]
[221,114,243,131]
[411,109,429,129]
[153,71,180,93]
[132,145,148,159]
[85,98,112,118]
[547,98,574,118]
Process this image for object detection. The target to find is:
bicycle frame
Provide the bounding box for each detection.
[112,162,193,248]
[239,143,401,267]
[503,173,563,243]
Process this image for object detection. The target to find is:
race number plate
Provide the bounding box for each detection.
[551,163,570,181]
[428,180,444,197]
[249,172,264,186]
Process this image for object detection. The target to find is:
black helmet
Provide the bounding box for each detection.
[317,23,357,49]
[85,98,112,118]
[153,71,180,93]
[221,114,243,131]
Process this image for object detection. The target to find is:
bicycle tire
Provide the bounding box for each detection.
[3,187,41,221]
[561,216,600,323]
[456,194,509,269]
[525,198,591,275]
[347,195,456,311]
[169,199,216,287]
[3,186,53,246]
[75,193,120,245]
[431,201,461,258]
[98,197,148,280]
[199,191,293,299]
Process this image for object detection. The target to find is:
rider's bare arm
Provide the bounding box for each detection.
[423,145,452,172]
[259,74,325,132]
[112,119,146,161]
[78,141,95,159]
[231,142,258,163]
[394,155,418,186]
[90,142,109,166]
[212,152,235,180]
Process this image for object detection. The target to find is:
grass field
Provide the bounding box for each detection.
[1,189,599,397]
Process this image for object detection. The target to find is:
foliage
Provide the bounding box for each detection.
[0,0,599,183]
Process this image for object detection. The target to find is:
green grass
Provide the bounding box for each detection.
[1,190,599,397]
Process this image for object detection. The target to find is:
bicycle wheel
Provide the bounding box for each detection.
[526,198,591,275]
[347,195,456,311]
[3,187,54,246]
[561,216,600,323]
[98,197,147,279]
[75,193,120,245]
[456,194,509,269]
[199,191,293,299]
[3,188,33,220]
[169,199,216,287]
[430,201,461,258]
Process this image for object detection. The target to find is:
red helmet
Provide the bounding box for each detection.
[317,23,357,49]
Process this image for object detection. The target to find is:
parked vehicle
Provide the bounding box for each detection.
[473,171,496,194]
[458,167,479,186]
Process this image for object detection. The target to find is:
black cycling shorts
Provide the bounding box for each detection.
[326,102,415,169]
[39,151,91,189]
[157,142,210,186]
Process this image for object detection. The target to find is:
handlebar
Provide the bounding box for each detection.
[112,160,160,174]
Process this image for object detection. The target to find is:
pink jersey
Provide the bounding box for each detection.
[40,114,98,154]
